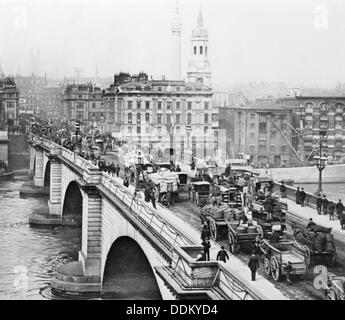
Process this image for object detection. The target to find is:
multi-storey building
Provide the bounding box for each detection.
[0,77,20,130]
[103,72,225,162]
[40,85,64,120]
[15,74,47,117]
[62,83,104,131]
[283,93,345,162]
[232,98,295,167]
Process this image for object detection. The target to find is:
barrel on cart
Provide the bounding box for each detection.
[225,219,261,254]
[293,226,337,266]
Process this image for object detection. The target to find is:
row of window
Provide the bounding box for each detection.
[126,100,209,110]
[193,45,208,55]
[126,125,211,135]
[249,145,288,154]
[127,113,211,124]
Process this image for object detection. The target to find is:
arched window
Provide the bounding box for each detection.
[187,113,191,124]
[145,113,150,123]
[320,102,328,112]
[128,113,132,124]
[204,113,209,124]
[137,113,141,124]
[200,46,203,55]
[194,46,197,55]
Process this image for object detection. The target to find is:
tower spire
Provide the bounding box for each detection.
[197,6,203,27]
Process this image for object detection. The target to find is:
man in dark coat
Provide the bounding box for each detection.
[216,246,229,263]
[202,238,211,261]
[224,164,231,177]
[295,187,301,204]
[316,195,322,215]
[328,202,335,221]
[307,218,316,229]
[336,199,344,218]
[248,253,260,281]
[300,188,306,207]
[322,195,329,215]
[201,223,211,242]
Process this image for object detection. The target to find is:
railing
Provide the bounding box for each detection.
[101,173,193,253]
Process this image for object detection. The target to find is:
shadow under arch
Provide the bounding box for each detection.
[44,160,50,189]
[102,236,162,300]
[62,181,83,227]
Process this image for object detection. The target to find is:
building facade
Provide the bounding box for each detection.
[232,99,295,167]
[103,72,225,162]
[62,83,104,131]
[283,94,345,162]
[39,85,64,121]
[0,77,20,130]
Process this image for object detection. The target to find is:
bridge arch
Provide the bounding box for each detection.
[62,180,83,227]
[43,160,51,189]
[101,236,162,300]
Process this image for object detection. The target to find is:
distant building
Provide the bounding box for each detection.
[103,72,225,162]
[282,93,345,162]
[62,83,104,131]
[40,85,64,120]
[0,77,20,130]
[232,98,295,167]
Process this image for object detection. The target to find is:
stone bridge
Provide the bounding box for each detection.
[27,134,276,300]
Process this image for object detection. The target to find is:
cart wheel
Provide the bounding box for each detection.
[264,257,271,275]
[228,233,236,254]
[256,225,264,239]
[302,245,311,267]
[270,256,280,281]
[327,288,337,300]
[209,219,217,241]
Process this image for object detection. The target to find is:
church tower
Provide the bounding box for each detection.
[187,8,211,86]
[171,1,182,80]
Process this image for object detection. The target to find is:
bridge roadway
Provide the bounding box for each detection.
[28,135,288,300]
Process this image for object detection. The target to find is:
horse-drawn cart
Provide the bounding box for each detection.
[293,226,337,266]
[225,219,261,254]
[259,239,309,281]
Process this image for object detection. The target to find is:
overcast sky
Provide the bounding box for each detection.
[0,0,344,87]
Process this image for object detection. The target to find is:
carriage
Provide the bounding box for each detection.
[293,226,337,266]
[177,172,188,192]
[189,181,210,207]
[259,239,309,281]
[248,196,287,239]
[225,218,261,254]
[212,184,243,208]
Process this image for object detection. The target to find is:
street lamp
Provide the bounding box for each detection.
[75,120,80,149]
[136,151,143,192]
[314,140,327,195]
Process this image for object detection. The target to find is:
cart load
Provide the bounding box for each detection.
[293,226,336,266]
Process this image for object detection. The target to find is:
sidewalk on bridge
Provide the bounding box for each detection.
[284,198,345,244]
[111,174,289,299]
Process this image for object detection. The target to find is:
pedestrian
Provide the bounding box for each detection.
[248,253,260,281]
[336,199,344,219]
[201,222,211,242]
[307,218,316,229]
[300,188,306,207]
[295,187,301,204]
[216,246,229,263]
[144,186,151,202]
[328,202,335,221]
[316,194,322,215]
[285,261,292,285]
[322,195,329,215]
[201,238,211,261]
[123,177,129,188]
[176,164,181,172]
[339,211,345,230]
[280,182,286,198]
[150,186,157,209]
[116,164,120,177]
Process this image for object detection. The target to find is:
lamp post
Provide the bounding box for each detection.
[136,151,143,192]
[314,140,327,195]
[75,120,80,149]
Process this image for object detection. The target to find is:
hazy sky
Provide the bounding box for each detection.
[0,0,344,87]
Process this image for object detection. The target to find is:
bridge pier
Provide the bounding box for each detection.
[47,155,62,216]
[33,147,44,187]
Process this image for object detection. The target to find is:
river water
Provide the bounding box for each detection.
[296,183,345,202]
[0,178,81,300]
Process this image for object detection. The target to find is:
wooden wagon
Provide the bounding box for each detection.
[293,227,337,266]
[189,181,210,207]
[259,239,309,281]
[225,219,261,254]
[200,205,241,241]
